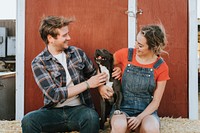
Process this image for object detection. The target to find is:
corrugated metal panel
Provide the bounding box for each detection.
[0,27,7,57]
[7,36,16,56]
[0,20,15,36]
[0,72,16,120]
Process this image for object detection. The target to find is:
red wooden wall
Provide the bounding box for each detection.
[24,0,189,118]
[137,0,188,117]
[24,0,128,114]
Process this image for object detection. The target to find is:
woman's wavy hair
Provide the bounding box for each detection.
[140,24,168,55]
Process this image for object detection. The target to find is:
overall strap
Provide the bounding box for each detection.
[153,57,164,69]
[128,48,134,61]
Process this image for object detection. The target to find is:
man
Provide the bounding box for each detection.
[21,16,111,133]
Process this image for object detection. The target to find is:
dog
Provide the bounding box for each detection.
[94,49,122,129]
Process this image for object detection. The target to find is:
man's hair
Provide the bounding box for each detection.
[39,16,75,44]
[140,24,168,55]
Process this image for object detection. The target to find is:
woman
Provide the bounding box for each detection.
[100,24,170,133]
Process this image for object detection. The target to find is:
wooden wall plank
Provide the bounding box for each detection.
[137,0,188,117]
[25,0,189,118]
[25,0,128,114]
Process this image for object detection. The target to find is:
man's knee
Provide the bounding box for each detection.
[83,109,99,124]
[21,112,33,126]
[21,111,40,130]
[78,108,99,132]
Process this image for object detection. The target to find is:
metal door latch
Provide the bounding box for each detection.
[125,9,143,17]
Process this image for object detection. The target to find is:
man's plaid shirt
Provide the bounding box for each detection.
[31,46,97,108]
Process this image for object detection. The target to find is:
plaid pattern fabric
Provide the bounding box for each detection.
[31,46,97,108]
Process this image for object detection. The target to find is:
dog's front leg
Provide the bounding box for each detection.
[113,79,123,115]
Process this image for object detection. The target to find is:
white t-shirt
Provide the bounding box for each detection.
[53,51,81,107]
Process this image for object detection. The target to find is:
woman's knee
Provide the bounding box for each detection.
[112,119,127,129]
[140,125,159,133]
[111,115,127,133]
[140,116,160,133]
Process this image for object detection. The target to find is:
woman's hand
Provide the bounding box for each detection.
[127,116,142,130]
[98,85,114,99]
[87,72,108,88]
[112,67,122,80]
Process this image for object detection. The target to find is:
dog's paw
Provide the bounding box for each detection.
[113,110,122,115]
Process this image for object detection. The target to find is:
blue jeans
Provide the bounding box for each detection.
[21,105,99,133]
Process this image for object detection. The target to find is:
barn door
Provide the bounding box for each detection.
[137,0,188,117]
[24,0,129,115]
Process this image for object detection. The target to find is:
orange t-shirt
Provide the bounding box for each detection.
[114,48,170,81]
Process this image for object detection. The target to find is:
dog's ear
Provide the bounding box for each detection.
[102,49,113,60]
[94,49,98,61]
[94,49,100,59]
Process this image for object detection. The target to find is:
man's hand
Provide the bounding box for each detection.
[87,72,108,88]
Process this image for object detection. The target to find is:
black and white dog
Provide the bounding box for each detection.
[94,49,122,129]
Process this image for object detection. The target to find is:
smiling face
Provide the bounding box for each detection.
[54,26,71,49]
[135,32,154,57]
[48,26,71,54]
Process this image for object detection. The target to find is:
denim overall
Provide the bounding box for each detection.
[120,48,163,119]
